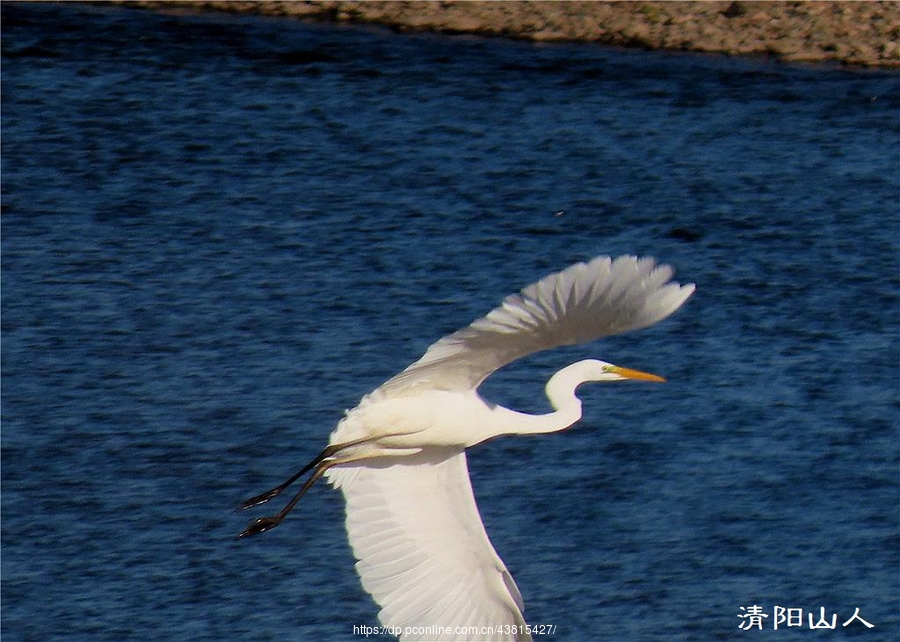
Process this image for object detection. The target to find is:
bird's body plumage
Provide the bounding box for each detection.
[240,255,694,641]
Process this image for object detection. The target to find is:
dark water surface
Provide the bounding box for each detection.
[2,3,898,640]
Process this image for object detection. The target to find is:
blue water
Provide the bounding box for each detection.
[2,3,898,640]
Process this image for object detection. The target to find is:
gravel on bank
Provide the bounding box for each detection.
[114,1,898,68]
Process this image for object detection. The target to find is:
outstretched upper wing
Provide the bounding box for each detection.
[327,448,532,642]
[380,255,694,396]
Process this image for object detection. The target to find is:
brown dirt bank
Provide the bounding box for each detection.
[119,1,898,68]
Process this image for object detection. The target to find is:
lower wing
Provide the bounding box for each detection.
[327,447,532,642]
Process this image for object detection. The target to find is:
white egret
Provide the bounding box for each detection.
[239,255,694,641]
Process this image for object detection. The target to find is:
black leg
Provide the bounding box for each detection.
[235,443,341,512]
[235,436,375,512]
[237,453,370,539]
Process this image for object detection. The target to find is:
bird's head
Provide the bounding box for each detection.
[545,358,666,411]
[560,359,665,382]
[581,358,666,383]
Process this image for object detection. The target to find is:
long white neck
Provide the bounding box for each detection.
[488,361,590,438]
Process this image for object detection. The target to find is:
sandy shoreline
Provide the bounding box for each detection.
[115,1,898,68]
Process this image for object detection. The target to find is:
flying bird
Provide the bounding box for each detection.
[238,255,694,641]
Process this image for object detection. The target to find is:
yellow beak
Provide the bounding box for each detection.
[609,365,666,383]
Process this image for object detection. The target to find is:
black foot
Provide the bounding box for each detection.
[236,488,282,512]
[237,516,283,539]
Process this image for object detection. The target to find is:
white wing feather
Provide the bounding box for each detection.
[329,448,531,641]
[380,255,695,395]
